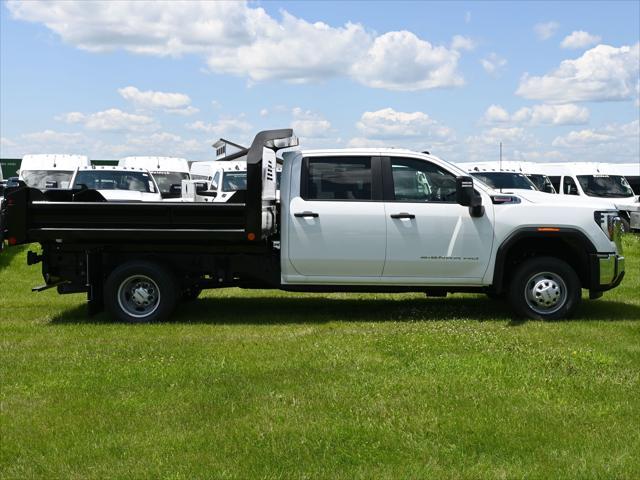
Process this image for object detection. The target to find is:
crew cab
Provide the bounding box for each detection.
[0,129,625,323]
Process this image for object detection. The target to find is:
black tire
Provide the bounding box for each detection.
[508,256,581,320]
[182,286,202,302]
[620,217,630,233]
[485,291,505,300]
[104,261,177,323]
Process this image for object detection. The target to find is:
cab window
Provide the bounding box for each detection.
[303,157,372,201]
[563,176,579,195]
[390,158,456,202]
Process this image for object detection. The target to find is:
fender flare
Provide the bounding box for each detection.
[492,227,597,292]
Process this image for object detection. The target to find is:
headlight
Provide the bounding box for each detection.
[594,210,620,240]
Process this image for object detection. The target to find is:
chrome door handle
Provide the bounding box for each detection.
[390,212,415,219]
[294,211,319,218]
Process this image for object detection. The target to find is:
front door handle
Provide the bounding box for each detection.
[294,211,319,218]
[390,212,415,219]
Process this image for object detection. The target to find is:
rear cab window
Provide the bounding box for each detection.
[302,157,374,201]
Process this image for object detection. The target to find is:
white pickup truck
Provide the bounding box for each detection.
[0,129,626,323]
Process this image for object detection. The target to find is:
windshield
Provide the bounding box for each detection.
[577,175,634,198]
[21,170,73,189]
[470,172,537,190]
[151,171,190,193]
[222,171,247,191]
[526,174,556,193]
[73,170,157,193]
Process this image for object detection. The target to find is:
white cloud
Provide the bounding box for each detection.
[351,31,463,90]
[7,1,466,91]
[186,116,252,137]
[483,105,510,123]
[534,21,559,40]
[483,103,589,125]
[349,108,455,149]
[19,130,87,150]
[1,137,16,147]
[468,127,531,146]
[290,108,332,138]
[118,86,190,109]
[561,30,602,49]
[57,108,158,132]
[259,108,269,117]
[515,104,589,125]
[55,111,86,124]
[451,35,475,51]
[122,132,203,156]
[346,137,389,148]
[552,119,639,147]
[118,86,198,115]
[516,43,640,103]
[167,106,200,116]
[480,53,507,76]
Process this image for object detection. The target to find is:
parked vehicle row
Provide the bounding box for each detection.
[0,129,627,323]
[456,161,640,231]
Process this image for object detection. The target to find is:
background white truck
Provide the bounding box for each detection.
[69,166,162,202]
[18,154,90,190]
[0,129,626,323]
[118,156,190,199]
[185,160,247,202]
[542,163,639,231]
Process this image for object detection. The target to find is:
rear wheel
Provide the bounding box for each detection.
[105,261,177,323]
[508,256,581,320]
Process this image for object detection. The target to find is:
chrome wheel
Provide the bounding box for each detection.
[524,271,567,315]
[117,275,161,319]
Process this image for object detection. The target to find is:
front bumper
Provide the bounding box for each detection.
[590,253,625,292]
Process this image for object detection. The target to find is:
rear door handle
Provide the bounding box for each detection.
[294,211,319,218]
[390,212,415,219]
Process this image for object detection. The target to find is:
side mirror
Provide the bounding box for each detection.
[45,180,58,189]
[169,184,182,194]
[456,176,484,218]
[195,182,208,194]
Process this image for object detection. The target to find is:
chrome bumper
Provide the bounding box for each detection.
[590,253,625,292]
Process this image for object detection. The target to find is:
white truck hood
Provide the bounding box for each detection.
[97,190,161,202]
[512,190,618,210]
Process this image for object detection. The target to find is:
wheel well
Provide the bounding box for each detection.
[495,235,592,293]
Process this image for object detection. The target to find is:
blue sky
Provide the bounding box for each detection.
[1,1,638,164]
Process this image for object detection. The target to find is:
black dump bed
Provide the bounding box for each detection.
[1,129,295,248]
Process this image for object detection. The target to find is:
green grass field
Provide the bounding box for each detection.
[1,236,639,479]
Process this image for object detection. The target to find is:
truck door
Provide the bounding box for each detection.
[382,157,494,282]
[287,156,386,277]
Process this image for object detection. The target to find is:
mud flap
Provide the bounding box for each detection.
[86,251,104,316]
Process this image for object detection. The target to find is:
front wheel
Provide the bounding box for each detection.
[104,261,177,323]
[508,257,581,320]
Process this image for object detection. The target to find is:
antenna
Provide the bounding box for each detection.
[499,142,503,193]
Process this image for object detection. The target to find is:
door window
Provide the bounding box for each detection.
[303,157,372,201]
[563,176,579,195]
[390,158,456,202]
